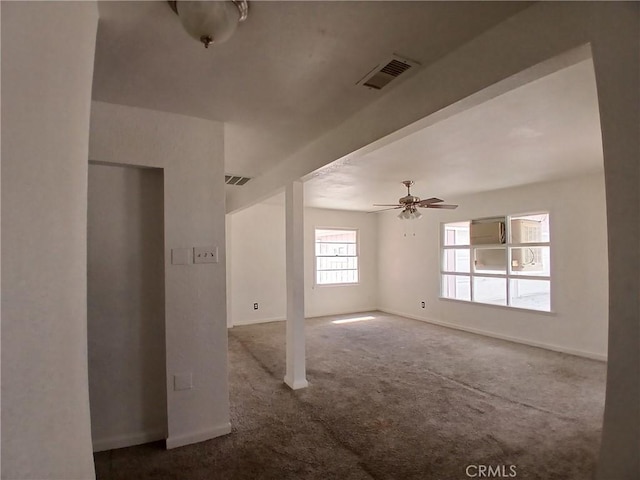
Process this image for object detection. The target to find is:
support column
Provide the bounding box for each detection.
[590,3,640,479]
[284,181,308,389]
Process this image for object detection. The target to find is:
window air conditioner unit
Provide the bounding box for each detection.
[470,219,505,245]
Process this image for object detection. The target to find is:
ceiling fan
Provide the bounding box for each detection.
[372,180,458,219]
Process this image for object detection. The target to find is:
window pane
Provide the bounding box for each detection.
[510,246,550,276]
[510,214,549,243]
[474,247,506,274]
[443,222,470,246]
[441,274,471,301]
[316,242,355,257]
[442,248,470,273]
[317,257,358,271]
[510,279,550,311]
[317,269,358,285]
[473,276,507,305]
[316,229,357,243]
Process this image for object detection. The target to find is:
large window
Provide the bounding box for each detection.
[441,213,550,312]
[315,228,358,285]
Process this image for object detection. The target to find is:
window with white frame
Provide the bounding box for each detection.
[315,228,358,285]
[441,213,550,312]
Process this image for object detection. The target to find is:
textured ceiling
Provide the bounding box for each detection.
[93,1,531,178]
[303,59,603,211]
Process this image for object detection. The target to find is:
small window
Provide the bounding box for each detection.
[315,229,358,285]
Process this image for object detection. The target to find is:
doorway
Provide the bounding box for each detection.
[87,163,167,451]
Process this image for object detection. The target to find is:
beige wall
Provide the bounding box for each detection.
[1,2,99,478]
[89,101,229,449]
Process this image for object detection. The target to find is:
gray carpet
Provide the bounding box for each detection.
[94,311,606,479]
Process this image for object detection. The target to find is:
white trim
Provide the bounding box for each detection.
[378,308,607,362]
[231,316,286,327]
[306,306,379,319]
[314,227,360,286]
[231,307,379,326]
[166,423,231,450]
[284,376,309,390]
[92,429,166,452]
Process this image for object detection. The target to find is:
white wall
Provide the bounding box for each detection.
[228,200,377,325]
[377,173,608,359]
[89,101,229,449]
[228,202,286,325]
[1,2,98,479]
[87,164,167,451]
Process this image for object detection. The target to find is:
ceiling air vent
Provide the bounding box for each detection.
[225,175,251,186]
[357,55,420,90]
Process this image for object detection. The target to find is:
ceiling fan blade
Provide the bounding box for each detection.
[425,203,458,209]
[368,206,402,213]
[417,197,443,206]
[373,203,402,207]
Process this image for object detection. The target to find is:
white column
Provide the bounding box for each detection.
[590,3,640,479]
[1,2,98,478]
[284,181,309,389]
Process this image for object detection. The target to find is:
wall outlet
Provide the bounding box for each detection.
[421,301,426,308]
[194,246,218,264]
[253,303,259,310]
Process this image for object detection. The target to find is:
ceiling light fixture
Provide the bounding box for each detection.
[168,1,248,48]
[397,207,422,220]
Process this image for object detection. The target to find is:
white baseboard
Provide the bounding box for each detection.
[284,376,309,390]
[231,316,285,327]
[166,422,231,450]
[230,307,378,327]
[92,429,166,452]
[306,307,379,319]
[378,308,607,361]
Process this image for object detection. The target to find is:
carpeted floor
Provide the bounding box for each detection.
[94,311,606,480]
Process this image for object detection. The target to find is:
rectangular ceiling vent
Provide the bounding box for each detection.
[225,175,251,186]
[357,55,420,90]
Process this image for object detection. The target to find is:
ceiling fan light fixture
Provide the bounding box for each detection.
[169,1,248,48]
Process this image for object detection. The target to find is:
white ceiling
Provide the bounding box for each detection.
[303,58,604,211]
[93,1,531,178]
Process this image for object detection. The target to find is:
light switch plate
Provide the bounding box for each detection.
[171,248,192,265]
[194,246,218,264]
[173,373,193,391]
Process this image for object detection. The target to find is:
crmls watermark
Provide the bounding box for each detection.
[465,464,517,478]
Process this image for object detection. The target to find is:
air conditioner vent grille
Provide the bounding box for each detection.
[357,55,420,90]
[225,175,252,186]
[380,59,412,77]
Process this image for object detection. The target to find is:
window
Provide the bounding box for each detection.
[441,213,550,312]
[315,228,358,285]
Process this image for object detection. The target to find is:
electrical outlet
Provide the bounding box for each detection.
[253,303,259,310]
[421,301,426,308]
[194,246,218,264]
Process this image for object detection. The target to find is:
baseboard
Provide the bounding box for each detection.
[92,429,166,452]
[306,307,379,319]
[284,376,309,390]
[378,308,607,362]
[231,307,379,327]
[165,422,231,450]
[231,316,285,327]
